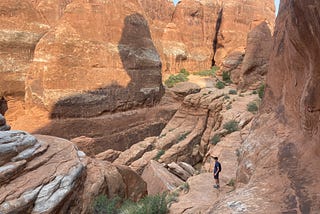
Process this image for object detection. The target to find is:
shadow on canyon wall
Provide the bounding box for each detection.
[33,13,168,153]
[49,13,163,119]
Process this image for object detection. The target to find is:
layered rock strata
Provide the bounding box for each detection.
[0,131,147,213]
[210,1,320,213]
[25,0,164,118]
[0,0,50,97]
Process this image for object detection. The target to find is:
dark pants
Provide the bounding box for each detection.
[214,173,219,179]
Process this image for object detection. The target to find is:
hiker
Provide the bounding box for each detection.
[0,96,8,115]
[212,156,221,188]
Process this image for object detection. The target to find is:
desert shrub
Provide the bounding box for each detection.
[226,103,232,110]
[179,68,189,76]
[229,89,237,95]
[164,73,188,88]
[211,134,221,145]
[120,194,168,214]
[247,101,258,113]
[224,94,230,100]
[258,84,265,99]
[93,195,120,214]
[177,182,190,194]
[178,132,190,142]
[222,71,232,83]
[227,179,235,187]
[215,81,225,89]
[193,66,219,76]
[223,120,239,134]
[252,90,257,95]
[154,150,165,160]
[94,194,168,214]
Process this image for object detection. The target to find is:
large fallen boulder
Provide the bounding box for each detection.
[0,131,147,213]
[142,160,184,195]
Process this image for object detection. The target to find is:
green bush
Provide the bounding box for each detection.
[229,89,237,95]
[222,71,232,83]
[120,194,168,214]
[258,84,265,99]
[247,101,258,113]
[227,179,235,187]
[226,103,232,110]
[252,90,257,95]
[93,194,168,214]
[178,132,190,142]
[224,95,230,100]
[154,150,165,160]
[193,66,219,76]
[164,73,189,88]
[93,195,120,214]
[215,81,225,89]
[179,68,189,76]
[223,120,239,134]
[211,134,221,145]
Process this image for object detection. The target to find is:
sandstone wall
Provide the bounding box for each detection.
[211,1,320,212]
[141,0,275,76]
[25,0,164,118]
[0,0,50,97]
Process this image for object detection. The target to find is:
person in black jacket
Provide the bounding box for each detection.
[213,156,221,188]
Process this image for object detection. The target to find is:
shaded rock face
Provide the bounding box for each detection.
[211,1,320,213]
[0,131,147,213]
[25,0,164,118]
[0,114,10,131]
[237,21,273,89]
[0,97,8,116]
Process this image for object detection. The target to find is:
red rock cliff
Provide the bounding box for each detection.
[211,1,320,212]
[25,0,164,118]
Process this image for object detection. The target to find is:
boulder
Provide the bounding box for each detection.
[238,21,273,89]
[178,162,196,176]
[130,149,161,175]
[71,136,96,157]
[113,137,156,165]
[170,82,201,98]
[95,149,121,162]
[167,162,192,181]
[0,132,147,213]
[141,160,184,195]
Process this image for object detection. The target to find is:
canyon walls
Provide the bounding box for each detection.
[25,0,164,118]
[210,1,320,212]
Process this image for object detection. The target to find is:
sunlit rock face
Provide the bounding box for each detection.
[142,0,275,75]
[0,0,50,97]
[0,131,147,213]
[25,0,164,118]
[208,1,320,213]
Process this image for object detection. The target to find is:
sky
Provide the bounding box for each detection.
[173,0,280,15]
